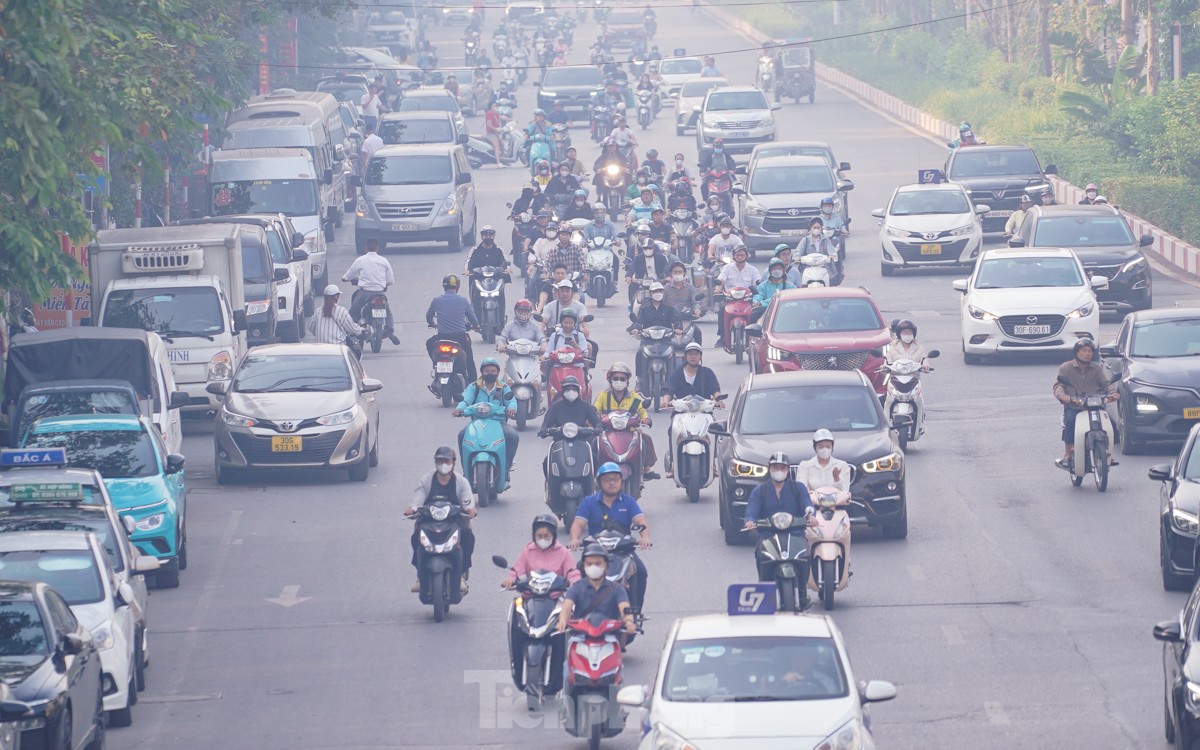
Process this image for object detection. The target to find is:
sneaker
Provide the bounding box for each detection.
[643,471,661,481]
[714,338,725,349]
[411,580,421,593]
[460,575,470,594]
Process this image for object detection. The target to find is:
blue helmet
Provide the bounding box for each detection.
[574,188,588,198]
[480,357,501,371]
[597,462,622,478]
[820,195,835,207]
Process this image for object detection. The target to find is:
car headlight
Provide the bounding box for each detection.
[861,452,901,473]
[207,350,233,381]
[1120,255,1147,273]
[730,459,768,478]
[884,226,909,238]
[1187,681,1200,712]
[135,512,166,532]
[744,202,766,218]
[221,409,256,428]
[948,223,975,236]
[91,624,114,651]
[357,198,369,218]
[766,345,790,361]
[651,723,699,750]
[539,90,557,97]
[1066,302,1094,319]
[316,408,357,426]
[814,717,864,750]
[967,304,998,321]
[1172,508,1200,535]
[762,116,775,127]
[441,194,458,216]
[245,300,271,316]
[1135,394,1160,413]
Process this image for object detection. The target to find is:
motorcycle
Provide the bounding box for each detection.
[670,311,701,370]
[514,47,530,85]
[1058,373,1120,492]
[492,556,569,712]
[592,103,614,143]
[629,317,676,413]
[576,0,587,20]
[540,422,598,524]
[505,338,543,431]
[355,291,392,354]
[507,205,537,274]
[799,251,835,288]
[561,613,627,750]
[598,163,629,222]
[636,90,654,130]
[880,350,939,451]
[667,393,724,503]
[544,342,592,404]
[584,236,618,307]
[598,409,647,499]
[6,304,37,338]
[719,287,754,365]
[750,505,812,613]
[669,208,697,253]
[464,39,480,67]
[431,338,470,408]
[472,266,508,344]
[494,36,509,59]
[807,487,852,611]
[409,499,467,622]
[527,131,553,175]
[586,527,646,627]
[702,168,734,216]
[458,401,510,508]
[551,123,572,164]
[756,55,774,92]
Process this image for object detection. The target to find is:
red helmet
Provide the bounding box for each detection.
[514,299,533,312]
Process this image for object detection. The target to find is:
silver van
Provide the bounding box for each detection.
[354,144,478,253]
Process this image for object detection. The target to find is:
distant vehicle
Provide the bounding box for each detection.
[1150,424,1200,591]
[942,144,1056,233]
[874,183,986,275]
[693,86,781,156]
[674,77,727,135]
[656,57,703,100]
[536,66,605,116]
[738,154,851,252]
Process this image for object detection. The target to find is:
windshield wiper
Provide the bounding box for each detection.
[731,695,785,702]
[281,385,344,392]
[157,329,216,341]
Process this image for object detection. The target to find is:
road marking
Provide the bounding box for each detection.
[231,538,243,545]
[906,565,927,581]
[266,584,312,608]
[907,310,942,316]
[140,693,222,704]
[941,624,965,646]
[984,701,1010,725]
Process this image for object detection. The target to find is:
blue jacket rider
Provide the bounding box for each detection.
[455,357,519,476]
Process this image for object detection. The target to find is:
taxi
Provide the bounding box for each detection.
[617,584,896,750]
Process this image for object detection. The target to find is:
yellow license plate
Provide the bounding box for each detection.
[271,436,303,452]
[1185,408,1200,419]
[920,244,942,255]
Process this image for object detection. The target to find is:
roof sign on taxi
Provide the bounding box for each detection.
[0,449,68,468]
[918,169,945,185]
[727,583,777,616]
[9,484,84,502]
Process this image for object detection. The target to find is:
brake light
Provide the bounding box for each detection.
[371,298,388,306]
[438,344,459,354]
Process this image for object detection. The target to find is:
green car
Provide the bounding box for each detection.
[21,415,187,588]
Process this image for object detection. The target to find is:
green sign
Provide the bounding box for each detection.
[8,484,84,502]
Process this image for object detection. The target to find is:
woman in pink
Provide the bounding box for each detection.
[502,515,581,587]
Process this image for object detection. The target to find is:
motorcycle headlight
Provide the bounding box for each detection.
[316,407,357,426]
[245,300,271,316]
[770,512,793,530]
[221,409,256,428]
[651,723,699,750]
[91,624,115,651]
[1066,302,1094,319]
[1122,255,1147,274]
[1172,508,1199,535]
[814,717,864,750]
[744,202,766,218]
[884,226,909,238]
[861,452,901,473]
[563,422,580,439]
[948,223,975,236]
[967,305,998,322]
[606,164,621,176]
[441,194,458,216]
[135,512,166,532]
[730,460,767,478]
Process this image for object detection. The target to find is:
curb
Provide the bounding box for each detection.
[700,1,1200,283]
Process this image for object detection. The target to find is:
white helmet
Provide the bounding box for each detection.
[812,428,834,444]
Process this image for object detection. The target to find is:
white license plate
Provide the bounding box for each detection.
[371,308,387,318]
[1013,324,1051,335]
[435,361,455,373]
[728,131,750,138]
[391,223,419,231]
[986,210,1013,217]
[779,229,804,237]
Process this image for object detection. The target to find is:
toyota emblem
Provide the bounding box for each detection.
[279,421,296,432]
[924,232,938,240]
[1026,316,1038,325]
[787,208,800,216]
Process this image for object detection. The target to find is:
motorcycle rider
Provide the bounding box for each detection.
[547,99,572,127]
[541,376,603,438]
[562,146,586,177]
[407,446,477,593]
[667,180,697,213]
[484,101,512,167]
[743,452,817,575]
[498,299,546,353]
[949,121,981,149]
[699,195,725,228]
[631,279,682,370]
[568,462,653,610]
[308,284,366,351]
[752,257,796,319]
[502,514,582,588]
[562,189,592,221]
[698,140,736,201]
[545,307,590,354]
[625,167,654,202]
[647,207,676,252]
[528,217,560,279]
[554,543,637,635]
[627,186,661,225]
[773,244,804,287]
[1037,185,1056,206]
[513,187,550,219]
[594,363,660,481]
[817,195,847,235]
[667,153,692,186]
[545,163,583,209]
[886,319,931,369]
[795,217,840,283]
[342,238,399,345]
[465,226,511,318]
[592,138,631,189]
[541,279,591,340]
[1080,183,1100,205]
[796,429,851,493]
[610,116,639,160]
[627,224,669,306]
[426,274,479,382]
[541,226,587,299]
[454,357,519,478]
[700,55,721,77]
[664,261,702,333]
[712,244,760,347]
[532,159,553,189]
[583,201,624,282]
[1004,194,1033,238]
[1052,338,1118,469]
[642,149,666,183]
[662,343,721,476]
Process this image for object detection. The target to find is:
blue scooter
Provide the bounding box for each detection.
[527,131,553,176]
[459,401,509,508]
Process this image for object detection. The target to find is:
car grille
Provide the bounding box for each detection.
[231,430,346,464]
[794,351,869,371]
[715,120,764,130]
[969,188,1025,203]
[1083,264,1122,280]
[998,314,1066,339]
[376,201,435,220]
[22,729,48,750]
[762,207,821,232]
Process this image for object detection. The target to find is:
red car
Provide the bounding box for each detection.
[747,287,891,395]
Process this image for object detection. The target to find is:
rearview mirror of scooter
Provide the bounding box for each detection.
[927,350,940,358]
[492,555,510,569]
[715,393,728,401]
[533,313,544,322]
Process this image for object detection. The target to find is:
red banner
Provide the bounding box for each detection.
[258,27,270,94]
[30,239,91,329]
[282,17,298,70]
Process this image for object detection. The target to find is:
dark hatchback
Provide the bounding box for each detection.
[943,145,1055,233]
[1102,309,1200,454]
[0,581,105,750]
[535,66,604,116]
[709,370,907,545]
[1152,424,1200,591]
[1012,204,1153,311]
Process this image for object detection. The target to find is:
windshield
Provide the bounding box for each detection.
[317,83,367,103]
[755,146,832,166]
[17,392,138,442]
[706,91,769,111]
[749,165,834,195]
[771,297,883,333]
[607,11,641,23]
[232,353,351,393]
[265,228,290,265]
[0,601,48,656]
[739,385,883,434]
[24,429,158,479]
[211,179,319,218]
[662,636,847,702]
[397,95,457,113]
[379,119,454,145]
[974,257,1083,288]
[542,67,603,86]
[782,47,811,66]
[681,80,724,97]
[1130,318,1200,358]
[102,287,224,338]
[366,155,452,185]
[660,59,702,75]
[890,190,971,216]
[948,149,1042,178]
[0,550,104,605]
[1032,216,1135,247]
[0,513,122,574]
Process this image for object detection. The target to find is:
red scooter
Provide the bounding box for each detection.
[719,287,754,365]
[545,345,592,405]
[703,168,734,216]
[598,410,645,498]
[561,613,627,749]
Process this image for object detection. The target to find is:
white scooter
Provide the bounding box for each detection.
[504,338,543,431]
[879,349,939,451]
[806,487,851,611]
[799,252,835,287]
[666,393,725,503]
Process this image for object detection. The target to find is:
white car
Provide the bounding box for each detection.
[0,530,153,727]
[657,57,703,100]
[954,246,1107,364]
[874,183,988,275]
[618,611,895,750]
[674,78,728,136]
[694,86,781,156]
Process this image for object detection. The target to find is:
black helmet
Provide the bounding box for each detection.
[581,543,610,562]
[767,451,790,467]
[532,513,558,539]
[434,446,456,461]
[893,318,917,337]
[646,148,658,159]
[1073,337,1096,355]
[561,375,581,390]
[442,274,460,290]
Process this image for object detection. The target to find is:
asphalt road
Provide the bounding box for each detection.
[111,6,1200,749]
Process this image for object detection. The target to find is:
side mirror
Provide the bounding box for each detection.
[974,204,991,215]
[457,133,469,145]
[292,231,305,248]
[770,103,782,111]
[60,633,85,656]
[323,168,334,185]
[1149,464,1172,482]
[491,555,510,569]
[707,421,729,436]
[839,161,851,171]
[1140,234,1153,247]
[744,323,763,338]
[168,391,189,410]
[206,381,229,396]
[532,313,544,323]
[117,581,135,606]
[1099,344,1118,357]
[837,179,854,192]
[731,186,745,195]
[456,172,473,185]
[165,453,186,474]
[734,165,747,175]
[1090,275,1109,291]
[861,680,897,703]
[291,248,309,262]
[0,700,29,722]
[927,350,940,358]
[581,314,594,323]
[951,279,968,293]
[1007,237,1026,248]
[616,684,648,707]
[628,312,638,324]
[870,208,884,219]
[273,267,290,283]
[122,515,136,535]
[361,377,384,393]
[1153,620,1183,642]
[692,105,701,113]
[1044,164,1058,175]
[132,555,161,574]
[233,309,248,332]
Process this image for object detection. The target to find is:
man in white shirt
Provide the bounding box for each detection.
[359,123,384,176]
[796,428,851,493]
[712,244,760,347]
[360,84,383,130]
[342,238,399,343]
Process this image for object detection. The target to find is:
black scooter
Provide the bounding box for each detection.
[357,290,392,354]
[585,528,645,643]
[430,334,471,408]
[409,500,467,622]
[540,423,597,524]
[750,507,812,613]
[492,556,569,712]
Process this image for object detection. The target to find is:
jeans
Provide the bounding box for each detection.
[350,289,394,334]
[427,331,477,382]
[458,423,519,472]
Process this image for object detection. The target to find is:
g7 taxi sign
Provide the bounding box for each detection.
[0,448,69,468]
[727,583,777,616]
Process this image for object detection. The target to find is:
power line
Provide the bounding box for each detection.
[276,0,851,10]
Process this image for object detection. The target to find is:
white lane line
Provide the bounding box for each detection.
[906,565,927,581]
[941,624,965,646]
[984,701,1011,725]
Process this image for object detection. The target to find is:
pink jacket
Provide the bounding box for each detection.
[506,541,581,584]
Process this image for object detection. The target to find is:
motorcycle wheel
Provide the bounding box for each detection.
[475,462,493,508]
[431,570,447,623]
[778,577,797,612]
[515,400,529,432]
[483,315,496,344]
[820,559,836,611]
[651,373,662,412]
[1092,437,1109,493]
[562,497,579,526]
[733,328,744,365]
[685,454,702,503]
[588,723,601,750]
[442,389,454,408]
[371,327,383,354]
[623,474,641,499]
[897,424,908,452]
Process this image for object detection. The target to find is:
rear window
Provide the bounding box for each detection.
[948,149,1041,178]
[770,297,883,334]
[1031,216,1135,247]
[379,118,455,145]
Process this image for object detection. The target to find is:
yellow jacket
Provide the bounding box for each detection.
[594,389,650,420]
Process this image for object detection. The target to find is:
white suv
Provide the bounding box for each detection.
[694,86,780,155]
[954,246,1107,364]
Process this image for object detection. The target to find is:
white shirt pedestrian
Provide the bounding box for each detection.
[362,132,384,158]
[360,89,382,119]
[717,261,761,290]
[342,252,394,292]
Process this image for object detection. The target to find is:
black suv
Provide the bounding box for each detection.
[943,145,1056,233]
[1151,424,1200,591]
[535,66,605,116]
[709,370,907,545]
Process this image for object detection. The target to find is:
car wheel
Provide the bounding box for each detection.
[355,232,369,256]
[369,434,380,467]
[448,225,464,252]
[107,678,134,727]
[348,448,370,482]
[215,460,237,486]
[155,561,181,589]
[962,343,982,365]
[1119,405,1142,455]
[1165,693,1177,743]
[880,496,908,539]
[54,706,71,750]
[177,522,188,571]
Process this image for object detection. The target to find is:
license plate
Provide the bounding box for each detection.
[728,131,750,138]
[371,308,387,318]
[920,244,942,255]
[271,436,303,452]
[391,223,419,231]
[779,229,804,237]
[1013,325,1051,335]
[1185,408,1200,419]
[435,361,455,373]
[987,210,1013,217]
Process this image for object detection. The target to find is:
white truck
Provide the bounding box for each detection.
[89,225,248,415]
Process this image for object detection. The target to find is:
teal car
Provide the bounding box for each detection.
[20,415,187,588]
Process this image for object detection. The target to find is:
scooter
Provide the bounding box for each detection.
[719,287,754,365]
[492,556,569,712]
[409,499,467,623]
[750,506,812,613]
[756,55,774,92]
[670,311,701,371]
[669,209,697,252]
[576,0,587,20]
[879,350,939,451]
[585,236,617,308]
[636,90,653,130]
[357,290,392,354]
[666,393,724,503]
[527,132,553,175]
[598,410,646,499]
[551,123,572,164]
[799,252,834,288]
[431,338,469,408]
[472,266,508,344]
[702,168,734,216]
[505,338,543,431]
[629,317,676,412]
[807,487,851,611]
[458,401,509,508]
[598,163,628,221]
[561,613,627,749]
[464,39,480,67]
[1058,373,1120,492]
[540,422,597,524]
[545,343,592,405]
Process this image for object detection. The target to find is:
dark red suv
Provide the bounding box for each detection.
[747,287,891,395]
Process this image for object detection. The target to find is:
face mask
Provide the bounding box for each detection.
[638,177,647,185]
[575,199,585,205]
[811,228,822,237]
[610,379,628,389]
[651,292,664,302]
[482,372,498,384]
[770,269,783,279]
[822,207,832,214]
[436,463,453,475]
[564,389,579,402]
[1086,191,1097,199]
[546,229,556,237]
[770,469,788,483]
[714,147,723,154]
[672,273,685,282]
[584,564,605,580]
[720,227,731,236]
[816,447,832,460]
[900,333,914,344]
[482,238,495,246]
[535,537,553,550]
[675,158,684,166]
